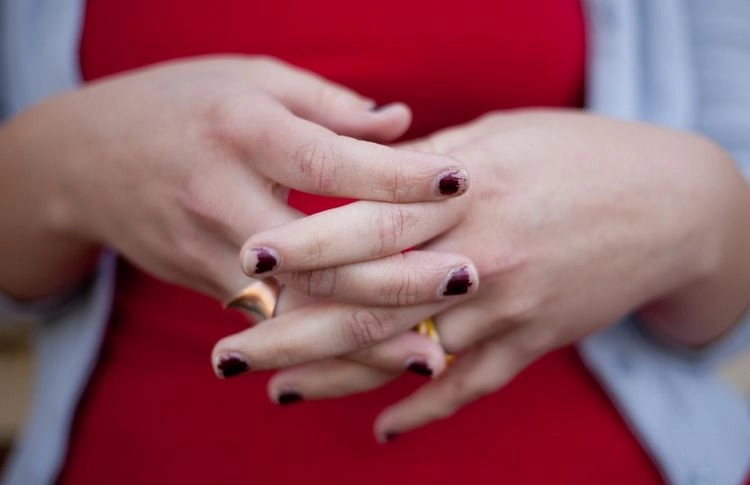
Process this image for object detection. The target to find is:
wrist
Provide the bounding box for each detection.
[640,149,750,347]
[0,102,100,300]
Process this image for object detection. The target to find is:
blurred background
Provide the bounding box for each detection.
[0,325,32,469]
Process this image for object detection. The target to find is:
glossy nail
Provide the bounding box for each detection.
[441,265,474,296]
[435,169,468,196]
[216,353,250,378]
[244,247,279,275]
[277,391,303,405]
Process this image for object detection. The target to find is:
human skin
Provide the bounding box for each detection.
[0,56,475,302]
[212,110,750,440]
[0,56,476,375]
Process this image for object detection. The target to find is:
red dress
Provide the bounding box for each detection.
[58,1,664,483]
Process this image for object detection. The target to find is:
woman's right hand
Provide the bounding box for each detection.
[0,56,469,301]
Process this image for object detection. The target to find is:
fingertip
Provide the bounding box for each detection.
[361,102,412,142]
[368,101,411,120]
[404,357,434,377]
[439,262,479,298]
[212,351,251,379]
[434,167,470,198]
[427,352,448,378]
[373,412,400,444]
[268,376,305,405]
[241,245,281,276]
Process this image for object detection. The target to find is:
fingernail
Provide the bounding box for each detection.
[216,353,250,378]
[244,247,279,275]
[405,358,433,377]
[435,169,468,196]
[277,391,303,405]
[441,265,474,296]
[369,101,401,113]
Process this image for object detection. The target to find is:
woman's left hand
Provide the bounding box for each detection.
[215,110,750,440]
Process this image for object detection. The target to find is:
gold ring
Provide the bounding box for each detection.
[414,317,455,365]
[224,278,283,323]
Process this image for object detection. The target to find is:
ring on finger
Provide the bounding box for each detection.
[414,317,455,365]
[225,278,283,323]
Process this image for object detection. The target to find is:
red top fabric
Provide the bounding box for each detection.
[58,1,663,483]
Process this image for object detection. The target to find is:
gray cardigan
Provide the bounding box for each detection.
[2,0,750,483]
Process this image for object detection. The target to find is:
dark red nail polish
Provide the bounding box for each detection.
[406,361,433,377]
[254,248,278,274]
[384,431,398,443]
[278,391,303,405]
[438,171,463,195]
[217,354,249,378]
[443,266,473,296]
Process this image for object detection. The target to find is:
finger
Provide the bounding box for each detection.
[278,251,478,306]
[344,330,449,377]
[267,359,397,403]
[248,58,412,142]
[211,300,450,376]
[393,112,528,160]
[431,300,503,353]
[373,331,537,442]
[223,282,450,377]
[177,177,303,299]
[222,280,317,329]
[267,331,449,403]
[247,108,469,203]
[275,285,316,314]
[240,199,469,277]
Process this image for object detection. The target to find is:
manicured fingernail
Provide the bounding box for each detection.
[216,353,250,378]
[244,247,279,275]
[405,358,433,377]
[277,391,303,405]
[441,265,474,296]
[435,169,468,196]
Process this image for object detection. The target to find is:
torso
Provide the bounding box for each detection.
[58,1,663,483]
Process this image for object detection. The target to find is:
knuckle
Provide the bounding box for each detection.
[177,179,228,233]
[304,233,327,268]
[200,97,244,146]
[515,327,557,358]
[291,269,338,298]
[387,157,411,202]
[386,266,423,306]
[200,93,276,158]
[499,292,541,328]
[361,145,412,202]
[373,205,415,256]
[293,139,343,194]
[315,83,351,110]
[341,308,394,349]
